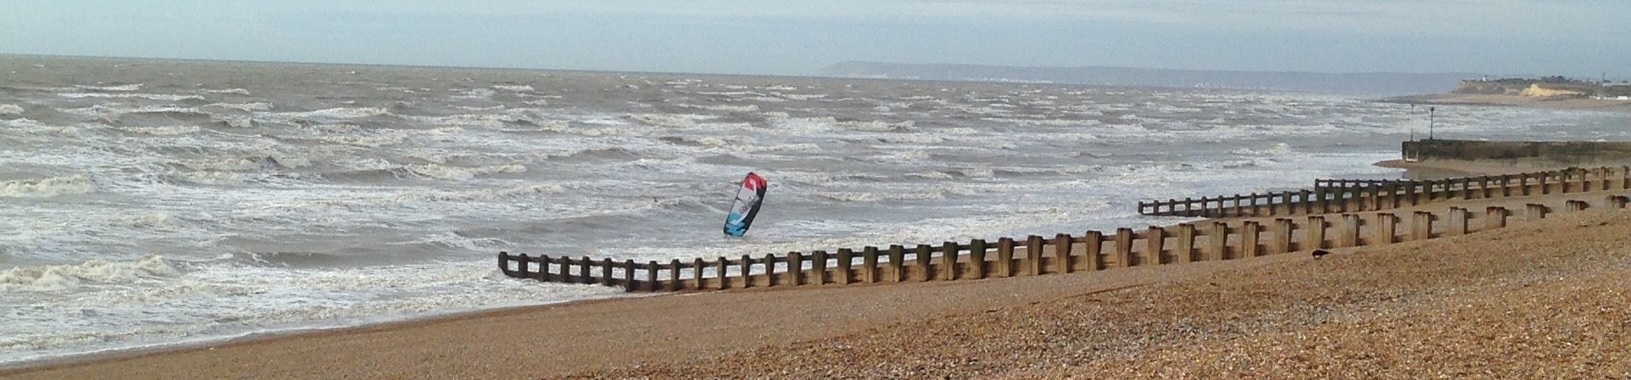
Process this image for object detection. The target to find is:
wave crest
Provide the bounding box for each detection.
[0,256,176,292]
[0,175,95,198]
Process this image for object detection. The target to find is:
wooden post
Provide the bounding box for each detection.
[602,258,615,287]
[1623,166,1630,190]
[1301,189,1314,214]
[575,256,588,285]
[1208,221,1228,260]
[786,252,803,286]
[1174,223,1195,263]
[1447,208,1467,236]
[1501,174,1512,197]
[1539,174,1550,195]
[862,247,880,284]
[836,249,853,285]
[1485,207,1508,230]
[764,254,778,287]
[692,257,706,290]
[1024,236,1044,276]
[996,239,1014,277]
[1054,234,1073,274]
[624,260,639,292]
[1304,216,1327,251]
[1146,227,1166,265]
[535,254,551,282]
[1567,200,1588,212]
[969,239,988,279]
[1317,187,1330,213]
[1340,214,1360,247]
[1375,213,1397,245]
[668,257,681,290]
[942,241,959,281]
[1083,231,1105,270]
[1272,218,1294,253]
[1114,228,1134,267]
[1250,192,1260,216]
[646,260,660,292]
[498,252,514,277]
[741,255,754,288]
[1526,203,1548,219]
[1412,212,1433,241]
[1364,183,1378,211]
[888,245,905,282]
[557,256,573,284]
[915,244,934,281]
[716,257,729,290]
[1241,221,1261,257]
[812,250,828,286]
[1613,196,1630,209]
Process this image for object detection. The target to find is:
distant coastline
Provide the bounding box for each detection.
[1383,93,1631,114]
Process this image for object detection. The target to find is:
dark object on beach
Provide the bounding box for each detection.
[1311,249,1332,259]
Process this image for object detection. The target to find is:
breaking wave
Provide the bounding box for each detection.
[0,256,177,292]
[0,175,96,198]
[406,164,527,180]
[58,93,205,102]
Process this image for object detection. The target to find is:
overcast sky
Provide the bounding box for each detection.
[2,0,1626,78]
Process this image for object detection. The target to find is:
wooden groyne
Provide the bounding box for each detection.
[499,195,1631,293]
[1135,166,1630,217]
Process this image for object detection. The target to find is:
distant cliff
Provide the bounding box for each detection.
[1454,77,1631,99]
[820,61,1478,95]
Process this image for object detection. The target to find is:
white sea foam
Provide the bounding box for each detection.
[57,93,205,101]
[124,125,201,136]
[0,175,95,198]
[454,88,496,99]
[406,163,527,180]
[74,84,142,92]
[201,88,252,95]
[679,103,760,112]
[0,104,22,115]
[0,255,176,292]
[271,107,392,122]
[1230,142,1293,156]
[493,85,534,92]
[774,92,827,101]
[207,102,272,112]
[838,120,913,132]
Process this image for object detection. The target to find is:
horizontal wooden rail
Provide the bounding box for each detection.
[500,194,1631,292]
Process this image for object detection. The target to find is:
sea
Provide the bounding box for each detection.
[3,55,1629,366]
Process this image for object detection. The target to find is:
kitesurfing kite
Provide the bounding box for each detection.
[723,172,767,237]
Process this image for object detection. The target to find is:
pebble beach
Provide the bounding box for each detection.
[6,172,1629,379]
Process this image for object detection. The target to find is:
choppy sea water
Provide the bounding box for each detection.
[3,55,1629,365]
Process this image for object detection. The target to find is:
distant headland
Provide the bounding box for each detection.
[1385,76,1631,113]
